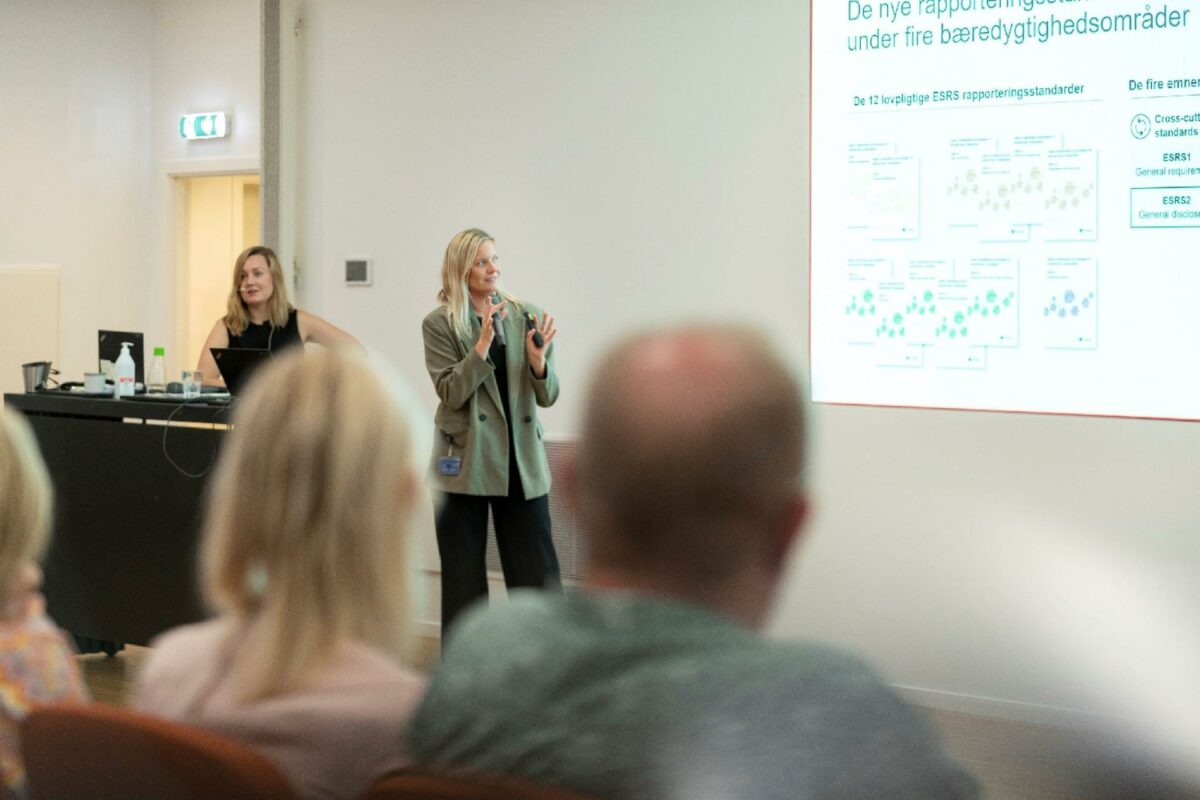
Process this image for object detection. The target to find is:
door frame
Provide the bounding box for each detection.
[166,159,262,378]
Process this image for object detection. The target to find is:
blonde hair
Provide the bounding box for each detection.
[438,228,514,341]
[201,349,419,701]
[0,409,52,601]
[224,246,292,336]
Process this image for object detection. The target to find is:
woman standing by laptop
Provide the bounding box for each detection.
[196,246,360,386]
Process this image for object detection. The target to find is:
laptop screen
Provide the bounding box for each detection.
[210,347,271,395]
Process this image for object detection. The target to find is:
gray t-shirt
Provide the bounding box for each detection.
[410,590,977,800]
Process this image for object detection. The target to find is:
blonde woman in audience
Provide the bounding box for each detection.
[0,409,88,798]
[135,349,425,800]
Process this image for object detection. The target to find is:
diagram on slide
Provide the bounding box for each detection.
[1037,256,1098,350]
[939,136,1097,243]
[846,135,1098,244]
[846,142,919,240]
[844,256,1018,369]
[838,133,1100,372]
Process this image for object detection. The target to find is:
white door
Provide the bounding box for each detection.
[176,174,261,374]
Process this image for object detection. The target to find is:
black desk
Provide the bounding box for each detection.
[3,392,232,647]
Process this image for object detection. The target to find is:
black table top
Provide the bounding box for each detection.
[4,391,233,425]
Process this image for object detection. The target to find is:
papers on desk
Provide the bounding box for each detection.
[56,386,231,404]
[136,392,232,404]
[67,385,113,397]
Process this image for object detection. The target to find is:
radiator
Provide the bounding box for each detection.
[485,438,588,581]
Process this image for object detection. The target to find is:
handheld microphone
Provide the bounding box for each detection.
[491,293,506,346]
[526,313,544,348]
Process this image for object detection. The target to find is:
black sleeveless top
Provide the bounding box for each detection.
[227,308,303,353]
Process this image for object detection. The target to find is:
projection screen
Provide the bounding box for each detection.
[811,0,1200,420]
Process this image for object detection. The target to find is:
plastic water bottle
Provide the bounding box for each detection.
[148,347,166,393]
[114,342,136,398]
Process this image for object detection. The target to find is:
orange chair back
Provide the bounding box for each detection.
[360,770,597,800]
[21,702,297,800]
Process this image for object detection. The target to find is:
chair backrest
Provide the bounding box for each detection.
[21,702,297,800]
[359,770,597,800]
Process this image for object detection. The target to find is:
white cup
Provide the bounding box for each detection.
[84,372,106,393]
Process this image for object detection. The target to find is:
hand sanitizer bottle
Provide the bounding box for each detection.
[114,342,136,398]
[148,347,166,393]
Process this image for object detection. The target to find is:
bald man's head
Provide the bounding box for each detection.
[575,326,807,598]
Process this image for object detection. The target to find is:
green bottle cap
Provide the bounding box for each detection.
[154,347,165,356]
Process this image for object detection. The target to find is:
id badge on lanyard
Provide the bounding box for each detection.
[437,434,462,476]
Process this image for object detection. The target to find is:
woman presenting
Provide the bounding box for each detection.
[422,228,561,634]
[196,245,360,385]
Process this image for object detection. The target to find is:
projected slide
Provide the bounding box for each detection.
[811,1,1200,419]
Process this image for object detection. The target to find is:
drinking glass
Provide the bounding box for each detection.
[182,370,203,398]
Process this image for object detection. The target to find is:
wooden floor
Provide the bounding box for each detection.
[80,646,1198,799]
[931,707,1198,800]
[78,647,146,708]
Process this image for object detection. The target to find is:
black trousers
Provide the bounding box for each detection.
[434,490,561,636]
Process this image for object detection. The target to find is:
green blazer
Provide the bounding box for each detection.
[422,300,559,499]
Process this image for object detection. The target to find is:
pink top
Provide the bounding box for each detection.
[135,618,425,800]
[0,594,88,798]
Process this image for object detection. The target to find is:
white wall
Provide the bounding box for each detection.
[150,0,261,168]
[1,0,260,382]
[291,0,1200,733]
[148,0,261,377]
[0,268,60,395]
[0,0,153,380]
[293,0,807,437]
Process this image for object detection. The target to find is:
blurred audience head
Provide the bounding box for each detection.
[573,325,809,627]
[0,409,51,606]
[202,348,421,699]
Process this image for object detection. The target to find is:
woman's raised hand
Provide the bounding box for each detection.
[474,297,507,359]
[526,312,557,378]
